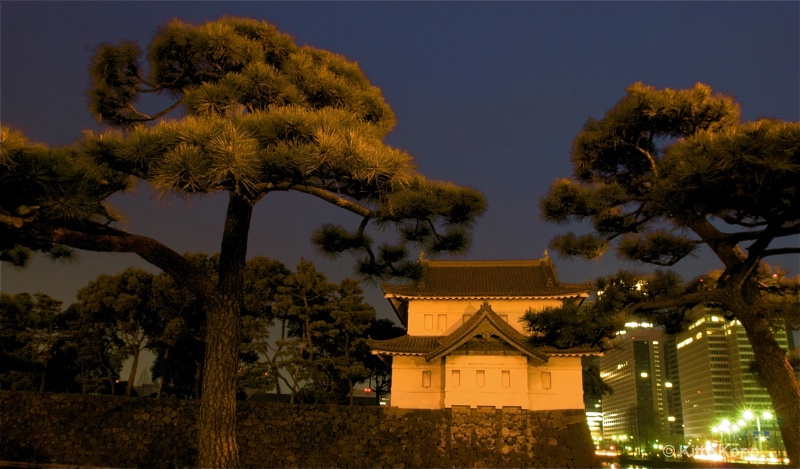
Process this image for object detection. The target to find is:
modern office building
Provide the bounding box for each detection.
[675,311,732,439]
[662,334,684,441]
[583,356,604,443]
[585,396,604,443]
[675,307,790,451]
[600,322,675,452]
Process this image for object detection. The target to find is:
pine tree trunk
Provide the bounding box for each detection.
[125,347,140,396]
[196,193,252,469]
[197,299,242,468]
[157,348,169,399]
[738,310,800,465]
[195,360,203,399]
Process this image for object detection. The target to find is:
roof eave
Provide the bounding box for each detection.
[544,351,604,357]
[370,350,426,357]
[383,293,590,301]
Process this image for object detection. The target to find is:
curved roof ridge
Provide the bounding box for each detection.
[424,259,548,267]
[381,257,590,299]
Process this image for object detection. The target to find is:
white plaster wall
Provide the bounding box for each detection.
[406,298,566,335]
[444,354,529,408]
[390,354,586,410]
[527,356,585,410]
[388,356,443,409]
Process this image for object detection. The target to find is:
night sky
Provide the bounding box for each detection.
[2,1,799,321]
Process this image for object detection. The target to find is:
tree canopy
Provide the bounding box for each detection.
[264,260,379,404]
[538,82,800,464]
[0,17,485,467]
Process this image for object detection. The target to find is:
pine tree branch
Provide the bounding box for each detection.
[627,289,723,315]
[634,145,659,177]
[719,213,769,228]
[0,212,34,229]
[24,222,216,301]
[689,218,747,268]
[124,98,185,124]
[761,247,800,257]
[291,185,377,218]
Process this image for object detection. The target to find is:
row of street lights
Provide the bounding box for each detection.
[712,410,773,451]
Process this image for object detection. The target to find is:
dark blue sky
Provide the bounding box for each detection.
[2,1,798,320]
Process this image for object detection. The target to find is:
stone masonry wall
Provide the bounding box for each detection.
[1,392,596,468]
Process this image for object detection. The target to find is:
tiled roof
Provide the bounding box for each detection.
[369,302,562,363]
[382,258,589,299]
[366,335,439,355]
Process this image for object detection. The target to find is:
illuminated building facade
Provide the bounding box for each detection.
[676,307,790,449]
[583,356,605,442]
[675,310,732,439]
[600,323,677,451]
[368,256,598,410]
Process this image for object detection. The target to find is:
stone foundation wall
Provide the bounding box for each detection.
[1,392,595,468]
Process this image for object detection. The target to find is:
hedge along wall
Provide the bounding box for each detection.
[1,392,596,468]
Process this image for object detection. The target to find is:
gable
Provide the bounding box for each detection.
[449,335,525,356]
[423,302,548,364]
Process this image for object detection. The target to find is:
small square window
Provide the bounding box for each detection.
[422,370,432,388]
[476,370,485,388]
[541,372,552,390]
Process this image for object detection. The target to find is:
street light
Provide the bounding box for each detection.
[743,410,772,452]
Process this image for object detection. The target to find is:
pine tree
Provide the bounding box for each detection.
[0,17,485,467]
[539,82,800,463]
